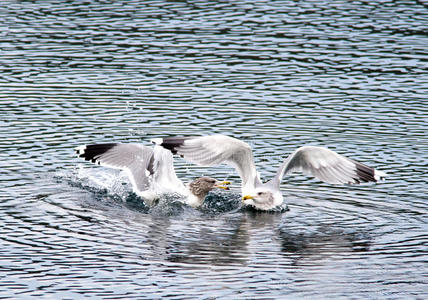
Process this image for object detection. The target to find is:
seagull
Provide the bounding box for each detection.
[75,143,230,208]
[154,134,387,211]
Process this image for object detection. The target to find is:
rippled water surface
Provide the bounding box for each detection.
[1,0,427,299]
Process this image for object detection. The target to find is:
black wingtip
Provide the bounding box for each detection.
[158,137,194,155]
[355,162,377,183]
[76,143,118,163]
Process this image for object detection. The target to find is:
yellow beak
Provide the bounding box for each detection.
[242,195,254,201]
[214,181,231,190]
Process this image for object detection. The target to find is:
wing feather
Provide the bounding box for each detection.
[155,134,261,193]
[75,143,155,194]
[273,146,386,185]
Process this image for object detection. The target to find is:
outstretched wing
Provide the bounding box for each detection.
[272,146,386,185]
[75,143,155,194]
[153,134,261,193]
[75,143,186,197]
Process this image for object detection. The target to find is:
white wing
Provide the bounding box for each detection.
[272,146,386,185]
[75,143,186,196]
[154,134,261,193]
[151,145,187,194]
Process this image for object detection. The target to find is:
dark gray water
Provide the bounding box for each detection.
[1,0,427,299]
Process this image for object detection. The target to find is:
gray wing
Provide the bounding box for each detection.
[75,143,155,194]
[75,143,186,196]
[153,134,261,193]
[272,146,386,185]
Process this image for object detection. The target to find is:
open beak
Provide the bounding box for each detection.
[214,180,231,190]
[242,195,254,202]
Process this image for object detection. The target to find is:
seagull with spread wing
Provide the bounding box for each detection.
[154,134,386,211]
[75,143,230,207]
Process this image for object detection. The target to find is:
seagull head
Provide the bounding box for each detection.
[187,177,231,207]
[242,188,283,211]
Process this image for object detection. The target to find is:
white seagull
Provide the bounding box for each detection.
[75,143,230,207]
[153,134,387,211]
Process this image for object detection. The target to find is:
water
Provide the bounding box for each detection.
[1,0,427,298]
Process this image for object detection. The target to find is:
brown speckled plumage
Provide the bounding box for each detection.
[188,177,217,198]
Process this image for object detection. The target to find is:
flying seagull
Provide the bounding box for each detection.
[154,134,387,211]
[75,143,230,207]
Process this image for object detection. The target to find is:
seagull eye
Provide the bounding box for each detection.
[257,192,263,196]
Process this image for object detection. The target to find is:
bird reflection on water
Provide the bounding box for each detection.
[278,225,372,265]
[91,190,372,267]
